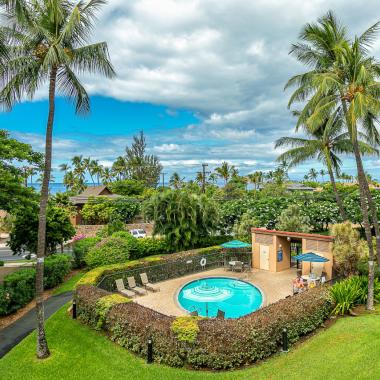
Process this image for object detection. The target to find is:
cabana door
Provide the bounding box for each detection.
[259,245,270,270]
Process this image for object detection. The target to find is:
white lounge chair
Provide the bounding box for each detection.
[127,276,147,295]
[115,279,135,298]
[140,273,160,292]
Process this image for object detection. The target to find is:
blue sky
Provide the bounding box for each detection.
[4,0,380,182]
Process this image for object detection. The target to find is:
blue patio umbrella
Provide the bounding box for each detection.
[220,240,251,249]
[293,252,329,263]
[293,252,329,275]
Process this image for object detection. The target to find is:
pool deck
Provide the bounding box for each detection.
[134,267,297,316]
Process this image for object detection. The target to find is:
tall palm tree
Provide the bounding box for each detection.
[247,171,263,190]
[101,167,113,184]
[319,169,326,183]
[286,11,380,309]
[276,111,377,220]
[0,0,115,357]
[169,172,184,189]
[214,161,237,185]
[307,168,318,181]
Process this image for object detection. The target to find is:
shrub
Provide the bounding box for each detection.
[2,268,35,314]
[332,222,367,277]
[0,260,4,266]
[44,255,71,289]
[81,197,140,225]
[0,254,72,316]
[73,237,101,268]
[171,316,201,343]
[76,285,331,369]
[85,236,137,268]
[95,294,131,330]
[135,238,172,258]
[329,276,380,315]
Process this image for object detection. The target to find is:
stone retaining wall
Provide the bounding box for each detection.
[75,223,154,237]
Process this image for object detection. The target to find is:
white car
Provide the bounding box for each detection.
[129,229,147,238]
[22,253,37,260]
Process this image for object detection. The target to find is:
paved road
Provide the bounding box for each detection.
[0,246,28,262]
[0,291,73,358]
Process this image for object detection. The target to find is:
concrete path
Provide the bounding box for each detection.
[0,291,73,358]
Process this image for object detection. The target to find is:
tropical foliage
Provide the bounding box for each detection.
[143,190,219,250]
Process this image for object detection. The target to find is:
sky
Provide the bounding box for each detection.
[3,0,380,182]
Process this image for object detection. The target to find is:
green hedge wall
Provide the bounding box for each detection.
[0,254,72,316]
[76,285,332,370]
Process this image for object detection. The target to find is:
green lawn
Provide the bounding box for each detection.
[52,271,84,295]
[0,306,379,380]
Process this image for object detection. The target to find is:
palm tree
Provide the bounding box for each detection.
[319,169,326,183]
[215,161,237,185]
[247,171,263,190]
[286,11,380,309]
[307,168,318,181]
[169,172,184,189]
[0,0,115,357]
[101,167,113,184]
[208,172,218,185]
[276,111,377,220]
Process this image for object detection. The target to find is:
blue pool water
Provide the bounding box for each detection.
[177,277,263,318]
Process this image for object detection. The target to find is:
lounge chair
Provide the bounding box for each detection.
[140,273,160,292]
[216,309,225,319]
[127,276,147,295]
[115,279,135,298]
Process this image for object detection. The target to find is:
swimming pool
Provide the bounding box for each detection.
[177,277,263,318]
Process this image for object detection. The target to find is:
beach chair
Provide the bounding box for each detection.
[140,273,160,292]
[115,279,135,298]
[127,276,147,295]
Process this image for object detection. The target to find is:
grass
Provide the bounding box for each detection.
[0,306,379,379]
[52,271,84,295]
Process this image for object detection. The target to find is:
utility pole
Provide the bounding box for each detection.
[201,163,210,193]
[161,172,166,189]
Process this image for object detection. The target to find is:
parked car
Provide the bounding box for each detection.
[22,253,37,260]
[129,229,147,238]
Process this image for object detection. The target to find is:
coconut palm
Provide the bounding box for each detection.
[319,169,327,183]
[169,172,184,189]
[286,11,380,309]
[214,161,237,185]
[101,167,113,184]
[276,111,377,220]
[0,0,115,357]
[307,168,318,181]
[247,171,263,190]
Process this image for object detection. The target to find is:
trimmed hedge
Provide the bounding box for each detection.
[78,246,224,291]
[76,284,332,370]
[0,254,72,316]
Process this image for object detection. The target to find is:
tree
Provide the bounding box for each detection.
[0,130,42,212]
[275,111,377,220]
[277,204,311,233]
[9,204,75,256]
[214,161,238,185]
[0,0,115,357]
[286,11,380,309]
[332,222,368,277]
[109,179,145,196]
[247,171,263,190]
[232,213,258,242]
[125,131,162,187]
[169,172,185,189]
[143,190,219,250]
[320,169,327,183]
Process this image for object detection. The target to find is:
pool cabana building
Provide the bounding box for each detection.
[251,228,334,280]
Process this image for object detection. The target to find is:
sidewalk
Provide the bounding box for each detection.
[0,291,73,358]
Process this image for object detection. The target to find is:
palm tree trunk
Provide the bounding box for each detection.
[35,67,57,358]
[324,151,347,220]
[352,142,375,310]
